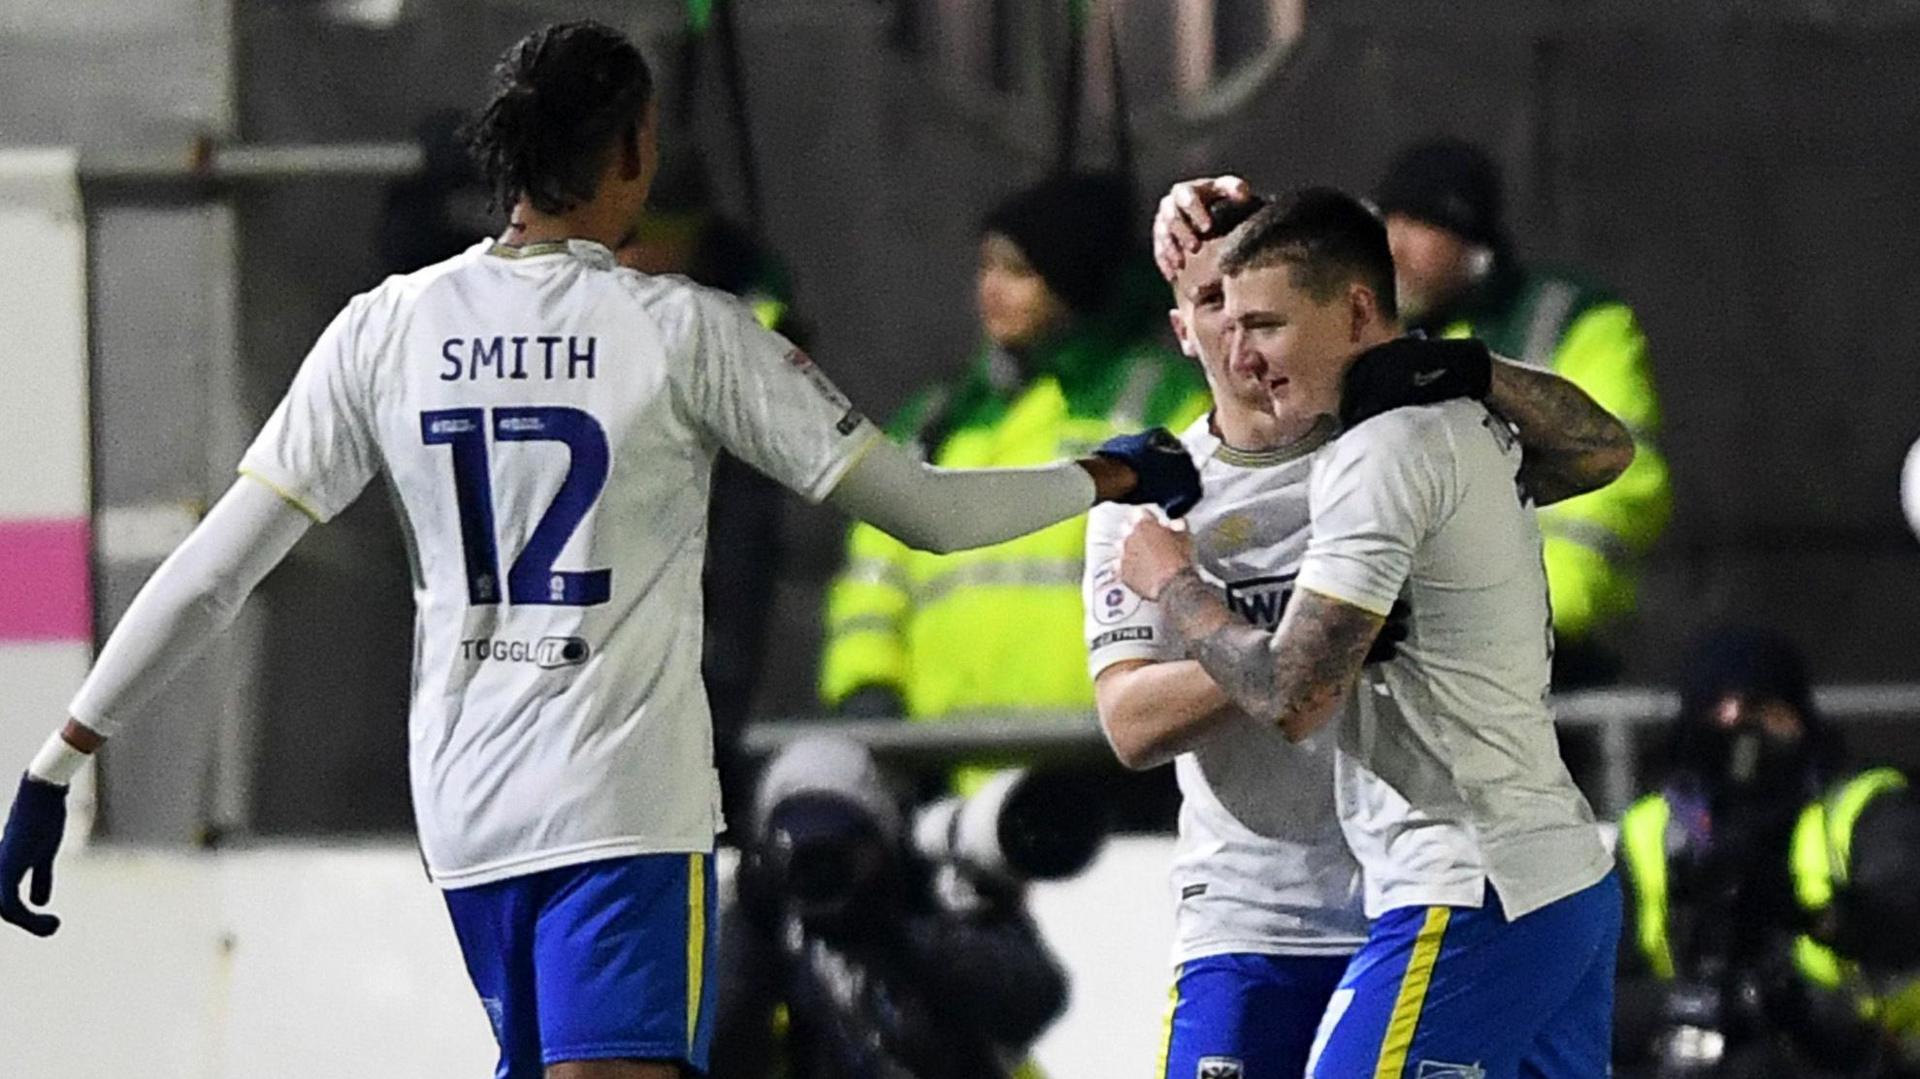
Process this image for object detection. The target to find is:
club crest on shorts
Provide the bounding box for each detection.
[1415,1061,1487,1079]
[1197,1057,1243,1079]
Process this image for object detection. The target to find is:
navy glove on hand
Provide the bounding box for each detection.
[1094,428,1202,518]
[1340,337,1493,431]
[0,774,69,937]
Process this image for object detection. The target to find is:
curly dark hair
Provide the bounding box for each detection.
[464,21,654,215]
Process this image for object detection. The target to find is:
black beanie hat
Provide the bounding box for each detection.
[1666,626,1842,786]
[981,172,1136,316]
[1375,138,1506,251]
[1677,627,1818,727]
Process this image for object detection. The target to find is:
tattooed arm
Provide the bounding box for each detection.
[1156,571,1384,742]
[1487,359,1634,506]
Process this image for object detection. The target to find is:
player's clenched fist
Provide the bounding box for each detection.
[0,774,69,937]
[1117,513,1195,602]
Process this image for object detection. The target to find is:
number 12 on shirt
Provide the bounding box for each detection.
[420,406,612,607]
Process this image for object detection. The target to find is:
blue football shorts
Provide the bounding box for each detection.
[443,852,718,1078]
[1159,951,1353,1079]
[1306,871,1621,1079]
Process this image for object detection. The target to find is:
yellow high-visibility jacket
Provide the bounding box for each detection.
[819,327,1208,725]
[1621,769,1911,1004]
[1433,266,1671,643]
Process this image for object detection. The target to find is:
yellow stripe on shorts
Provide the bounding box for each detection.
[687,853,706,1049]
[1155,967,1181,1079]
[1375,907,1452,1079]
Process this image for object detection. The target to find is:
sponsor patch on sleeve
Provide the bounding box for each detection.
[788,347,864,436]
[1090,626,1154,650]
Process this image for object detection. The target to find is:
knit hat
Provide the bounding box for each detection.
[981,171,1136,316]
[1667,626,1842,789]
[752,735,904,845]
[1677,627,1819,730]
[1374,138,1507,251]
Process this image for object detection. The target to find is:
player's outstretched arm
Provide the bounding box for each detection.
[1488,358,1635,506]
[1117,517,1382,742]
[824,431,1197,555]
[1094,659,1236,770]
[0,475,312,937]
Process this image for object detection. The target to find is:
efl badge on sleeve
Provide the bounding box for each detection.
[1090,565,1143,625]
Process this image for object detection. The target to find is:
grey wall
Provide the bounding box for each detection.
[1,0,249,843]
[9,0,1920,836]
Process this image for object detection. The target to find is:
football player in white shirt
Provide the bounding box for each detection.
[0,22,1202,1079]
[1091,193,1636,1079]
[1123,187,1634,1078]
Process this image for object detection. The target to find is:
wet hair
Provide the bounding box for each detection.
[464,21,654,215]
[1217,186,1399,322]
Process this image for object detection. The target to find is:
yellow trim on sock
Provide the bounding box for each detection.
[687,853,707,1051]
[1375,907,1452,1079]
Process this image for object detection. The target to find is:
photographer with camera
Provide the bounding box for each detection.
[709,737,1090,1079]
[1614,627,1846,1075]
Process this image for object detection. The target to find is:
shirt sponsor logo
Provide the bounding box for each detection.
[1198,1057,1244,1079]
[1091,626,1153,650]
[459,636,591,669]
[1224,573,1296,629]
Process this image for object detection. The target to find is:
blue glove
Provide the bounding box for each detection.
[1094,428,1202,518]
[0,774,69,937]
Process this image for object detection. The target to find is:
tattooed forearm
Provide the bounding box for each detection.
[1160,569,1286,724]
[1160,571,1387,742]
[1264,590,1387,741]
[1487,359,1635,506]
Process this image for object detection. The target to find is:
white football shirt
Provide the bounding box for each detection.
[1297,397,1612,919]
[1085,415,1367,964]
[239,238,879,888]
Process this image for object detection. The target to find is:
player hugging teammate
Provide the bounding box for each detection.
[1090,179,1639,1078]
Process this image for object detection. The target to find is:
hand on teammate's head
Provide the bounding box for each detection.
[1153,176,1255,280]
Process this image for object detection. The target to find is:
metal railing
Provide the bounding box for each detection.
[741,685,1920,817]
